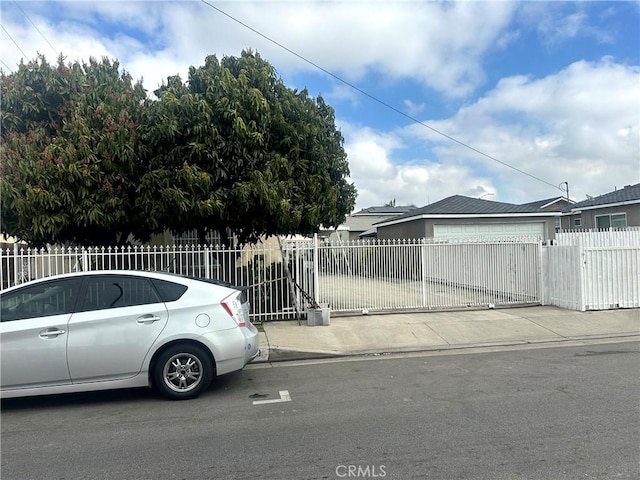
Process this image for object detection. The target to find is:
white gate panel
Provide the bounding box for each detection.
[315,239,541,312]
[543,231,640,311]
[541,245,584,311]
[583,247,640,310]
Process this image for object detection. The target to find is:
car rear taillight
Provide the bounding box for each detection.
[221,297,246,327]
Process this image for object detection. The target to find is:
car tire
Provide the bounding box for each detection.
[153,344,214,400]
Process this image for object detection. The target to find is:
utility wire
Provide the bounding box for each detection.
[0,58,14,73]
[199,0,563,192]
[13,0,58,57]
[0,23,28,59]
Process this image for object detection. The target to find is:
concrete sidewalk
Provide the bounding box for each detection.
[253,306,640,363]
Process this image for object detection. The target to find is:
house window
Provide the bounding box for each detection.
[595,213,627,229]
[573,217,582,227]
[175,229,221,246]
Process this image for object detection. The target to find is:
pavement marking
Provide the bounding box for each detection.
[252,390,292,405]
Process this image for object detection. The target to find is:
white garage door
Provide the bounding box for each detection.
[433,222,545,240]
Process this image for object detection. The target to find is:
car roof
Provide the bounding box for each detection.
[0,270,240,294]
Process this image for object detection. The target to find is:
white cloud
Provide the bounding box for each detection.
[520,2,615,48]
[341,124,496,209]
[1,0,517,96]
[343,126,399,179]
[538,11,587,46]
[404,100,425,117]
[324,83,362,108]
[403,58,640,204]
[63,1,164,36]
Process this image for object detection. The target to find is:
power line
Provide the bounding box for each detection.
[0,23,28,59]
[13,0,58,57]
[0,58,14,73]
[199,0,563,192]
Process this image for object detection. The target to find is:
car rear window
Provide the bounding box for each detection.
[151,279,188,302]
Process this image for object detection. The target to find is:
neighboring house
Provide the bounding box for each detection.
[373,195,568,241]
[1,236,21,249]
[147,228,240,247]
[561,183,640,230]
[321,205,418,241]
[520,196,574,232]
[519,197,570,211]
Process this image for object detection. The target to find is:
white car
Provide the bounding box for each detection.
[0,271,259,400]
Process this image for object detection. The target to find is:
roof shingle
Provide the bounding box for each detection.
[571,183,640,209]
[383,195,552,223]
[353,205,417,215]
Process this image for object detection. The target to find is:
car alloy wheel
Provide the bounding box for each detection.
[163,353,203,392]
[154,345,214,400]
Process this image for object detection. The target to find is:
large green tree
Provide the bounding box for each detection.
[138,50,356,244]
[1,51,357,247]
[1,55,148,246]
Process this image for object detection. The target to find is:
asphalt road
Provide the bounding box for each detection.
[2,341,639,480]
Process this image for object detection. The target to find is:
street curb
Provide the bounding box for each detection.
[251,332,640,364]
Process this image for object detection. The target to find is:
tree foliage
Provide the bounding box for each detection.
[1,55,147,246]
[138,50,356,244]
[1,51,357,247]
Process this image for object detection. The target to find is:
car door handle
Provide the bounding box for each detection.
[136,315,162,324]
[39,328,66,338]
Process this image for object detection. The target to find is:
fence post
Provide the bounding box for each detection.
[577,237,587,311]
[82,248,89,272]
[421,239,428,307]
[539,241,546,305]
[296,242,306,311]
[13,243,19,286]
[204,245,210,279]
[313,233,320,304]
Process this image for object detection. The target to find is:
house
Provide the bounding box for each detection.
[561,183,640,230]
[519,196,574,232]
[322,205,418,242]
[373,195,567,241]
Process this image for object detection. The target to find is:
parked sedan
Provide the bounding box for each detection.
[0,271,259,400]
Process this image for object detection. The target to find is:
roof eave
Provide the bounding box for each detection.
[570,199,640,212]
[376,212,561,228]
[538,197,570,209]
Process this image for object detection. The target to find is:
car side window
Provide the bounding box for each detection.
[0,278,82,322]
[151,279,188,302]
[80,276,161,312]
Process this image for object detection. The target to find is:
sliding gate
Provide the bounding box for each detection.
[284,237,542,314]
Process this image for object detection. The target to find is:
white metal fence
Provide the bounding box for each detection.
[1,237,544,319]
[2,231,637,318]
[0,243,297,321]
[312,239,541,312]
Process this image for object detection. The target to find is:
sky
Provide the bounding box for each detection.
[1,0,639,212]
